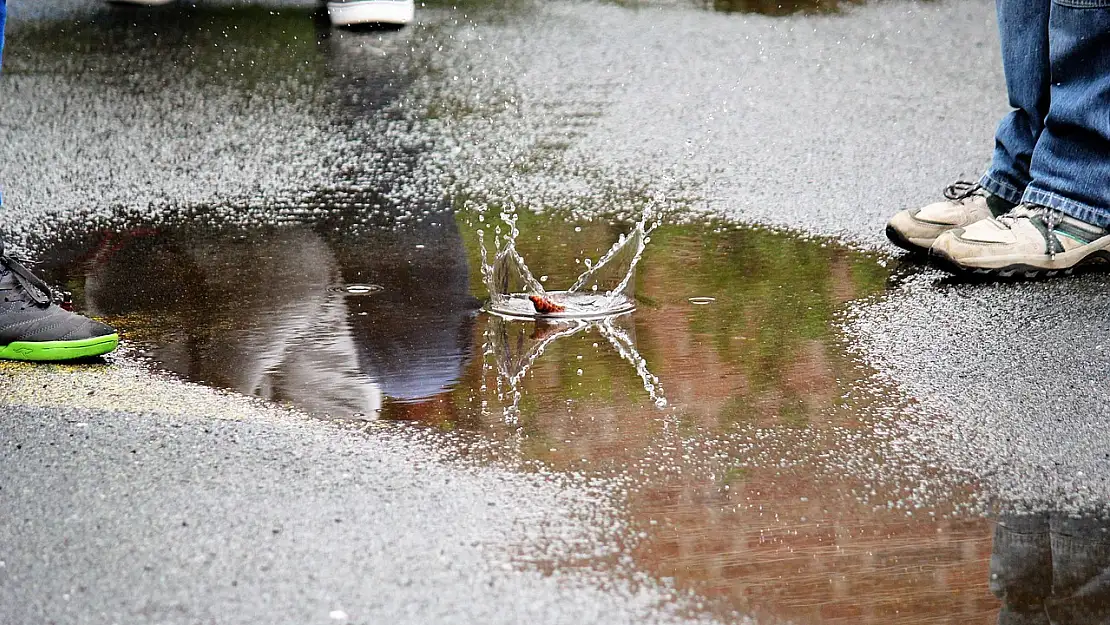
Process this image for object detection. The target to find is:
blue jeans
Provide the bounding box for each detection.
[981,0,1110,227]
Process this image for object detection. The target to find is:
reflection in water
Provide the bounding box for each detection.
[37,216,479,419]
[487,314,665,424]
[991,510,1110,624]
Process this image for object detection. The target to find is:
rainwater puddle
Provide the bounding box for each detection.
[31,210,999,624]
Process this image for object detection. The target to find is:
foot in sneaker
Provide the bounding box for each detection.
[930,204,1110,278]
[886,181,1016,254]
[327,0,415,27]
[0,241,118,361]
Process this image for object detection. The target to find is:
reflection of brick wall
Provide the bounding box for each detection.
[382,238,996,624]
[631,478,998,625]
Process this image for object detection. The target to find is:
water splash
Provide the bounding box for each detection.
[483,314,667,425]
[480,207,658,320]
[478,211,547,304]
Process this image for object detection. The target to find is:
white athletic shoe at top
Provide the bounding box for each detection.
[327,0,415,27]
[105,0,176,5]
[103,0,415,27]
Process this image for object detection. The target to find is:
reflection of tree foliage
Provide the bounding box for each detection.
[6,6,330,91]
[644,224,887,389]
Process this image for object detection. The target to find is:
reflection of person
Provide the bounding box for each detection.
[886,1,1110,278]
[991,511,1110,624]
[66,221,477,417]
[0,0,119,361]
[104,0,416,27]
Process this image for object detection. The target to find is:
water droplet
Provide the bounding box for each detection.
[329,284,383,296]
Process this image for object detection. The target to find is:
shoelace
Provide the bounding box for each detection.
[942,181,982,202]
[0,241,53,306]
[997,205,1067,257]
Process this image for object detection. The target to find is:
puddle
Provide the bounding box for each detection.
[29,209,1000,623]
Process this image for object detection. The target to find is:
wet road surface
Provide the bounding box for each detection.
[4,0,1110,623]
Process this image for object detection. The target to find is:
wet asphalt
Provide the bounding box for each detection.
[3,0,1107,622]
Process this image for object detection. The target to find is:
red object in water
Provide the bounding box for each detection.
[529,294,565,314]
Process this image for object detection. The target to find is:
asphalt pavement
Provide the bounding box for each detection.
[4,0,1106,622]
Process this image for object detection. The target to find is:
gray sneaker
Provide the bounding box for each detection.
[886,181,1015,254]
[930,204,1110,278]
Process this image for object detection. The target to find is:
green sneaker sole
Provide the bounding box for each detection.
[0,333,119,361]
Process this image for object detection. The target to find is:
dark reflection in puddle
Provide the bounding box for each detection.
[38,217,479,416]
[32,210,1002,623]
[990,509,1110,624]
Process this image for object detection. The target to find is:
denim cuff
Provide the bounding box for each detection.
[1023,185,1110,228]
[980,172,1027,206]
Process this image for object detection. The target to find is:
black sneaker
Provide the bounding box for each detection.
[0,241,118,361]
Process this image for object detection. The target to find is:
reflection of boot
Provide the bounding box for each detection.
[326,0,414,27]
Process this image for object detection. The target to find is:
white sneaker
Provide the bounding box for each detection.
[930,204,1110,278]
[327,0,415,27]
[105,0,176,5]
[886,181,1014,254]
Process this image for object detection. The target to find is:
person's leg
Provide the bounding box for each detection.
[930,1,1110,277]
[0,0,119,360]
[1022,1,1110,226]
[978,0,1052,205]
[882,0,1036,255]
[1,0,6,68]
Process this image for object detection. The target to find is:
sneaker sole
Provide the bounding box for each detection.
[0,334,119,362]
[929,247,1110,280]
[885,224,933,255]
[328,1,414,26]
